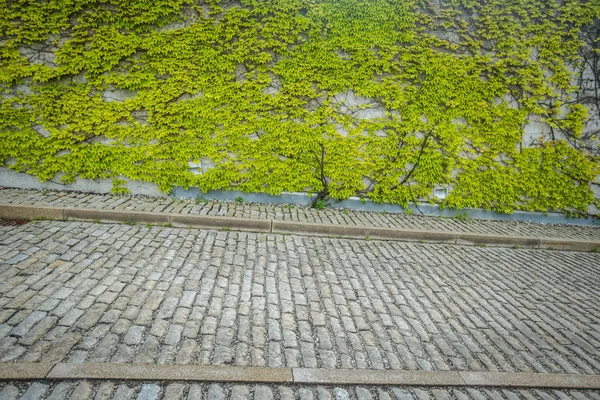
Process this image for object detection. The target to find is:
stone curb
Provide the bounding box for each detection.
[1,204,599,251]
[0,204,64,221]
[0,363,599,389]
[170,213,271,232]
[292,368,464,386]
[271,221,458,243]
[63,208,170,225]
[0,362,56,380]
[47,363,292,383]
[457,371,600,389]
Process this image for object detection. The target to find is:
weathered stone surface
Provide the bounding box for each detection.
[0,381,592,400]
[137,384,160,400]
[459,371,600,389]
[47,363,293,383]
[3,187,600,241]
[0,218,599,377]
[293,368,464,386]
[0,362,55,379]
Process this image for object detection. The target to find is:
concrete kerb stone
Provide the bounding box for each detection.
[455,233,541,248]
[46,363,293,383]
[1,203,600,251]
[63,208,170,225]
[0,362,56,380]
[271,220,459,243]
[0,204,64,221]
[292,368,464,386]
[271,220,372,239]
[367,228,458,243]
[458,371,600,389]
[538,238,600,252]
[1,363,599,390]
[170,214,271,232]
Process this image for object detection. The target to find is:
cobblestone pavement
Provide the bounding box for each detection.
[2,188,600,241]
[1,381,599,400]
[1,221,599,376]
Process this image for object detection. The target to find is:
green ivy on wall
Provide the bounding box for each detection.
[1,0,599,214]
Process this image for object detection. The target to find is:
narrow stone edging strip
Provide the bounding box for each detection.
[292,368,464,386]
[169,213,271,232]
[454,232,540,247]
[458,371,600,389]
[0,362,56,380]
[0,204,64,221]
[1,203,599,251]
[46,363,293,383]
[63,207,170,225]
[0,363,599,389]
[271,221,459,243]
[538,237,600,252]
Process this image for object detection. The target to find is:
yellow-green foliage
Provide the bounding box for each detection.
[1,0,599,213]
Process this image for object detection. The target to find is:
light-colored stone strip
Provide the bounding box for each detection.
[1,203,599,251]
[0,204,64,221]
[46,363,292,383]
[458,371,600,390]
[0,363,598,389]
[292,368,464,386]
[0,363,56,380]
[64,207,170,225]
[170,213,271,232]
[271,220,459,243]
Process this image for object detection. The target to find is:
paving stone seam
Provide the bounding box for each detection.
[0,363,599,389]
[1,203,598,251]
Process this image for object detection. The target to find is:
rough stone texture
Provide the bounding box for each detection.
[19,382,49,400]
[2,188,600,241]
[138,384,161,400]
[458,371,600,389]
[0,381,599,400]
[0,220,598,375]
[47,363,292,383]
[0,362,54,380]
[293,368,463,386]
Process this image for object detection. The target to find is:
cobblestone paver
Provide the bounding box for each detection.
[1,188,600,240]
[0,221,598,374]
[1,381,599,400]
